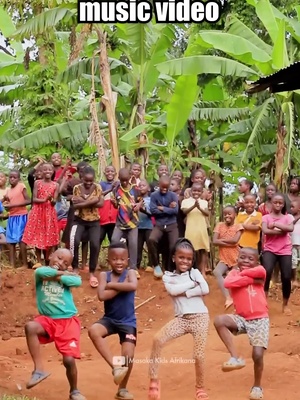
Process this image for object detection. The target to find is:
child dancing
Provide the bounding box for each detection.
[25,248,86,400]
[148,238,209,400]
[89,241,138,400]
[214,247,269,400]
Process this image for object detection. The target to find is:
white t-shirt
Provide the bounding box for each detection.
[292,218,300,246]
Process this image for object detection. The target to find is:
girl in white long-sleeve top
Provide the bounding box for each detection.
[148,238,210,400]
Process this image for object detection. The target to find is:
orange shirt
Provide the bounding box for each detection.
[7,182,28,216]
[235,211,262,249]
[214,222,244,267]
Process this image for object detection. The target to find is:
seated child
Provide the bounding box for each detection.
[25,249,86,400]
[214,247,269,400]
[88,241,138,400]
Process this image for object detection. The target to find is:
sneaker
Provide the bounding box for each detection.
[153,265,163,278]
[222,357,246,372]
[249,386,263,400]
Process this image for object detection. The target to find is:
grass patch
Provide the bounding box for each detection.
[0,396,39,400]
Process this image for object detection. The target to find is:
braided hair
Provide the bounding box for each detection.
[171,238,198,282]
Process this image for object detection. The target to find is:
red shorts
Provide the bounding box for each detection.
[58,219,67,233]
[35,315,81,359]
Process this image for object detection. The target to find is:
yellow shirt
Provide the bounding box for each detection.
[235,211,262,249]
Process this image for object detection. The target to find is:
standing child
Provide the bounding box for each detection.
[149,176,179,278]
[137,179,153,270]
[258,183,276,216]
[290,198,300,288]
[181,183,210,275]
[262,193,294,315]
[213,206,244,309]
[214,247,269,400]
[23,163,60,264]
[88,241,138,400]
[99,165,118,248]
[25,248,86,400]
[150,165,169,193]
[170,177,186,237]
[3,170,31,268]
[111,168,142,278]
[27,158,45,197]
[130,162,142,187]
[148,238,209,400]
[236,194,262,250]
[70,166,103,286]
[0,171,8,200]
[236,179,254,211]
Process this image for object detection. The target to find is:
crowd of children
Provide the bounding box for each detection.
[1,155,298,399]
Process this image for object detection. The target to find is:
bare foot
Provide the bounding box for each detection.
[283,306,292,316]
[148,379,160,400]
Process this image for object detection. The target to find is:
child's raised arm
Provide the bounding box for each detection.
[106,269,137,292]
[163,273,197,296]
[240,265,266,280]
[97,271,119,301]
[224,269,254,289]
[35,267,81,287]
[185,269,209,298]
[181,199,197,215]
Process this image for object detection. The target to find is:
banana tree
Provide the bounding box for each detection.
[191,0,300,189]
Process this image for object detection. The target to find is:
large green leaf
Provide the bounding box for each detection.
[14,7,76,36]
[166,75,199,153]
[255,0,279,44]
[8,121,91,150]
[190,105,250,122]
[272,19,289,70]
[189,158,228,175]
[196,31,271,66]
[156,56,258,78]
[0,6,16,37]
[225,15,272,55]
[120,124,150,142]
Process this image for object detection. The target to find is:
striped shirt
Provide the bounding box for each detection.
[113,185,139,230]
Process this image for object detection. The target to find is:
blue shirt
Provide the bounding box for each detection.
[138,196,153,230]
[150,190,178,227]
[103,270,136,327]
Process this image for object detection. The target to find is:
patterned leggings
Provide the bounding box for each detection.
[149,313,209,388]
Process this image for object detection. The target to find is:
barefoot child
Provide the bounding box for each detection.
[213,206,244,309]
[290,198,300,287]
[3,170,31,268]
[148,238,209,400]
[88,241,138,400]
[25,248,86,400]
[214,247,269,400]
[236,194,262,250]
[262,193,293,315]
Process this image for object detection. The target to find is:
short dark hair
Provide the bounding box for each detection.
[9,169,21,178]
[108,241,128,251]
[82,166,95,177]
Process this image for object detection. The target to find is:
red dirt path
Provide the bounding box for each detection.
[0,269,300,400]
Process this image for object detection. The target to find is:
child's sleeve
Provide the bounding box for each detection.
[224,269,254,288]
[0,201,3,213]
[96,184,102,197]
[185,269,209,297]
[240,266,266,279]
[213,222,221,234]
[181,199,189,211]
[163,274,196,296]
[60,275,82,287]
[150,193,161,215]
[35,267,58,281]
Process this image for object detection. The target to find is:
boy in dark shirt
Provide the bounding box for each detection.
[88,242,138,400]
[149,176,179,278]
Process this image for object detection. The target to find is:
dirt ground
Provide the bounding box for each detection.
[0,269,300,400]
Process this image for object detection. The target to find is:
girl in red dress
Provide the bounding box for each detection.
[258,183,276,216]
[23,163,59,264]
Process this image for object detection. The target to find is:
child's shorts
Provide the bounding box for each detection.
[292,247,300,270]
[96,318,137,345]
[6,214,27,244]
[228,314,269,349]
[35,315,81,358]
[58,218,67,233]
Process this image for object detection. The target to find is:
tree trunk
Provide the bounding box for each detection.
[274,112,287,191]
[95,27,120,172]
[69,24,92,65]
[135,98,148,177]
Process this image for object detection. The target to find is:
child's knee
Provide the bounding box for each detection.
[252,347,264,363]
[88,323,104,340]
[63,356,75,369]
[213,315,225,328]
[25,321,39,335]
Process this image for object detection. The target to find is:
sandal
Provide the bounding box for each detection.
[69,390,87,400]
[153,266,163,279]
[115,388,134,399]
[249,386,264,400]
[195,388,209,400]
[222,357,245,372]
[26,370,51,389]
[89,276,99,288]
[112,366,128,385]
[148,379,160,400]
[32,263,42,270]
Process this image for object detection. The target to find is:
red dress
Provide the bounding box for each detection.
[23,180,59,249]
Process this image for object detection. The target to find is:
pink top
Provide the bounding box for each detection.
[262,214,293,255]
